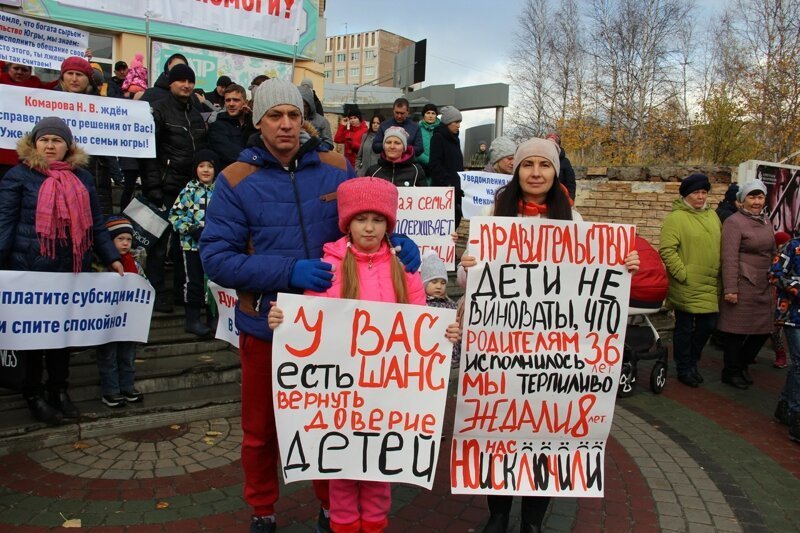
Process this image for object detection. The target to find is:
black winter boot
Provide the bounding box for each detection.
[790,412,800,443]
[207,310,219,334]
[775,399,791,426]
[185,306,212,337]
[26,395,63,425]
[482,513,510,533]
[48,389,80,419]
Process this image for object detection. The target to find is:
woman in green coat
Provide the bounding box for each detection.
[659,174,722,388]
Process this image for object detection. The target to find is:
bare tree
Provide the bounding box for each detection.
[586,0,694,161]
[508,0,555,138]
[550,0,585,125]
[726,0,800,159]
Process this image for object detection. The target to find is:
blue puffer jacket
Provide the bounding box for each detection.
[0,138,120,272]
[200,135,355,340]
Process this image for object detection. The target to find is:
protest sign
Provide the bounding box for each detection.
[273,293,456,489]
[396,187,456,270]
[459,171,513,220]
[0,272,154,350]
[0,11,88,70]
[451,217,634,497]
[209,282,239,348]
[0,85,156,158]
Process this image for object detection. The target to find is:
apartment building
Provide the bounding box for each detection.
[323,29,414,87]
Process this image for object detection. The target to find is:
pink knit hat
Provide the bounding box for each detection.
[337,177,399,234]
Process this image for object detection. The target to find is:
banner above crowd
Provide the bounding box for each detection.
[0,85,156,158]
[26,0,320,59]
[0,272,155,350]
[0,11,88,70]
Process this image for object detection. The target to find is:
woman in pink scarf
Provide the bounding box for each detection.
[0,117,122,425]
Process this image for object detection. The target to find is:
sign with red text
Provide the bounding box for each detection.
[273,293,456,489]
[0,272,154,350]
[0,86,155,157]
[209,282,239,348]
[396,187,456,270]
[0,11,88,70]
[451,217,634,497]
[56,0,303,45]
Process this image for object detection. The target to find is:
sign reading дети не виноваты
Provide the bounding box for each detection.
[451,217,634,497]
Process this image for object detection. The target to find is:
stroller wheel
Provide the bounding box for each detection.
[651,361,667,394]
[618,361,636,398]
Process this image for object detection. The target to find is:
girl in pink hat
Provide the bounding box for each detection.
[269,177,460,532]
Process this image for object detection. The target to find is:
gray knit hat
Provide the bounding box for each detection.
[420,251,448,286]
[252,78,304,127]
[737,179,767,203]
[440,105,462,125]
[31,116,74,146]
[489,136,516,165]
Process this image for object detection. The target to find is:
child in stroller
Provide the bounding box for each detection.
[618,236,670,397]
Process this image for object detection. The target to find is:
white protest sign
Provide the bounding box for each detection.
[209,281,239,348]
[0,12,88,70]
[273,293,456,489]
[0,85,156,157]
[459,171,513,220]
[56,0,304,45]
[0,272,154,350]
[395,187,456,270]
[451,218,634,497]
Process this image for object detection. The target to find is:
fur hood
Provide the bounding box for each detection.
[15,134,90,172]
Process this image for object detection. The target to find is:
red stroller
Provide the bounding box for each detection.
[618,236,669,397]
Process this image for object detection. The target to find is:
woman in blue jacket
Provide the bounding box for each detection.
[0,117,122,425]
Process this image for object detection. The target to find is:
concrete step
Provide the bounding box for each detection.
[0,382,241,455]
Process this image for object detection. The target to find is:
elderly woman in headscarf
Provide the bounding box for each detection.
[717,179,775,389]
[0,117,122,425]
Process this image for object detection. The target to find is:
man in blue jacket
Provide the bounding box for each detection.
[200,79,420,533]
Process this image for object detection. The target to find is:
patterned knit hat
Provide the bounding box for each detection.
[337,177,398,234]
[384,126,409,151]
[489,136,516,165]
[106,215,133,238]
[420,251,447,285]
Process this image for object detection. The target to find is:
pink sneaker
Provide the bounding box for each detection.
[774,349,788,369]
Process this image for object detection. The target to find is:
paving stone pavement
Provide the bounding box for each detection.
[0,342,797,532]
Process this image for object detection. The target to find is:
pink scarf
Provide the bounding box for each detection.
[34,160,93,273]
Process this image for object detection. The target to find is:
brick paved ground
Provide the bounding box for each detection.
[0,341,798,532]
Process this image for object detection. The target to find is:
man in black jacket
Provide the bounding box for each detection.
[429,106,465,226]
[209,84,257,168]
[371,97,424,157]
[143,63,208,312]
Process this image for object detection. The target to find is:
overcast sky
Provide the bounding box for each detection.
[324,0,733,133]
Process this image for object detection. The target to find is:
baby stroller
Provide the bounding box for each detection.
[618,236,669,398]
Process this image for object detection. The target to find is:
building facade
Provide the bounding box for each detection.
[323,30,413,87]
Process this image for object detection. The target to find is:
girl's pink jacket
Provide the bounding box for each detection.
[307,236,425,305]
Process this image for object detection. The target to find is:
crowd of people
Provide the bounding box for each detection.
[1,52,799,533]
